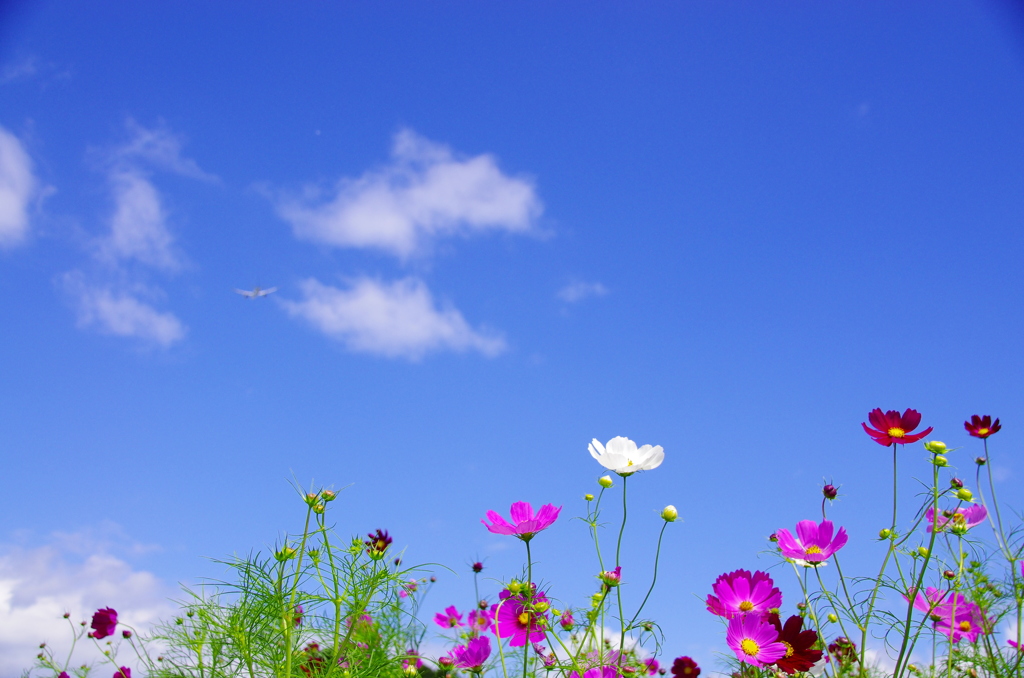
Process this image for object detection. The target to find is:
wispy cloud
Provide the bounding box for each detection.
[61,273,187,347]
[0,56,38,84]
[275,129,542,259]
[0,529,176,676]
[557,280,608,303]
[0,125,40,249]
[99,169,181,270]
[114,119,219,184]
[281,277,506,360]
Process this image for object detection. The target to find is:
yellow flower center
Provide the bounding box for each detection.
[782,641,794,658]
[627,460,634,466]
[740,638,760,657]
[739,601,754,612]
[682,669,692,676]
[518,612,531,626]
[805,546,822,555]
[977,428,989,436]
[953,514,966,526]
[959,621,972,632]
[887,427,906,438]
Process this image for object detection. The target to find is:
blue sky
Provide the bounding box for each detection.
[2,1,1024,675]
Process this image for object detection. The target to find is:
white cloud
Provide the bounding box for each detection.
[62,273,186,347]
[0,125,39,249]
[276,129,542,259]
[0,531,176,677]
[0,56,38,84]
[557,280,608,303]
[281,277,506,359]
[114,119,218,183]
[99,169,180,270]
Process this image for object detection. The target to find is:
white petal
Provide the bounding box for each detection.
[638,445,664,471]
[605,436,637,457]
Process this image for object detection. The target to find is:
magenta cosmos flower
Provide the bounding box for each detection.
[468,608,494,636]
[434,605,464,629]
[726,614,787,667]
[447,636,491,671]
[113,669,131,678]
[926,505,987,533]
[482,501,561,542]
[905,588,988,643]
[706,569,782,619]
[775,519,848,564]
[91,607,118,639]
[862,408,933,446]
[964,415,1001,439]
[569,668,618,678]
[493,589,549,647]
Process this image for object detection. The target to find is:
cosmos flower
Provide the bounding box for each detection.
[599,566,623,587]
[482,501,561,542]
[670,657,700,678]
[775,519,848,564]
[113,669,131,678]
[933,594,988,643]
[533,643,557,667]
[726,614,787,667]
[964,415,1001,439]
[642,658,660,675]
[766,613,822,674]
[589,437,664,476]
[706,569,782,619]
[434,605,464,629]
[559,609,576,630]
[448,636,491,671]
[493,589,549,647]
[402,649,424,671]
[862,408,933,446]
[364,529,392,558]
[91,607,118,639]
[926,505,987,533]
[468,608,494,636]
[569,668,619,678]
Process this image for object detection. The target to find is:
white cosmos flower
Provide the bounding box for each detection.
[588,436,664,476]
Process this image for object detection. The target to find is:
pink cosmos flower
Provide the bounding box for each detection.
[775,520,849,564]
[468,608,494,636]
[643,658,660,675]
[726,614,788,667]
[402,649,424,671]
[482,502,561,542]
[560,609,576,630]
[434,605,464,629]
[1009,639,1022,651]
[600,566,623,587]
[569,668,619,678]
[862,408,933,446]
[448,636,491,671]
[905,587,949,615]
[706,570,782,619]
[493,589,549,646]
[926,505,987,533]
[905,588,988,643]
[91,607,118,639]
[113,669,131,678]
[533,643,557,667]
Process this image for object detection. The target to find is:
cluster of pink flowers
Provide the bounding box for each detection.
[904,587,991,643]
[707,569,823,672]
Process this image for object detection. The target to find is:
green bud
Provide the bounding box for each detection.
[879,528,892,539]
[598,476,613,488]
[917,546,929,558]
[827,613,839,623]
[956,488,973,501]
[584,494,594,501]
[924,441,947,454]
[932,455,948,467]
[661,505,679,522]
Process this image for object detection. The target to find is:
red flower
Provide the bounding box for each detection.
[364,529,392,558]
[767,613,822,675]
[671,656,701,678]
[113,668,131,678]
[862,408,933,446]
[91,607,118,639]
[964,415,1000,439]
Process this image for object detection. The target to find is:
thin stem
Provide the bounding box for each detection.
[629,521,668,628]
[616,475,628,667]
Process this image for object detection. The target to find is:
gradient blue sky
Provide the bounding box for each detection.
[2,1,1024,675]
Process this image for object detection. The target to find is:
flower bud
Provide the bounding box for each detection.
[956,488,973,502]
[63,612,70,619]
[661,505,679,522]
[879,528,892,539]
[950,477,963,489]
[122,630,132,639]
[275,546,296,562]
[598,476,614,488]
[479,599,488,609]
[924,441,947,454]
[976,456,987,466]
[304,492,319,507]
[584,494,594,501]
[932,455,948,467]
[642,622,653,631]
[823,484,838,500]
[560,610,575,630]
[827,613,838,623]
[322,490,337,502]
[430,575,437,582]
[796,602,806,611]
[312,503,325,514]
[534,601,550,614]
[599,566,622,587]
[769,532,779,542]
[917,546,929,558]
[943,570,956,580]
[472,561,484,573]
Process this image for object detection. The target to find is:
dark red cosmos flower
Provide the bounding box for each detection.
[113,668,131,678]
[767,613,822,675]
[965,415,1001,439]
[862,409,933,446]
[364,529,392,557]
[91,607,118,639]
[827,637,858,667]
[671,656,701,678]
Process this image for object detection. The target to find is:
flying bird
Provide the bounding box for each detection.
[234,286,278,299]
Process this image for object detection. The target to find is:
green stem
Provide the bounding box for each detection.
[616,475,628,667]
[628,521,668,629]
